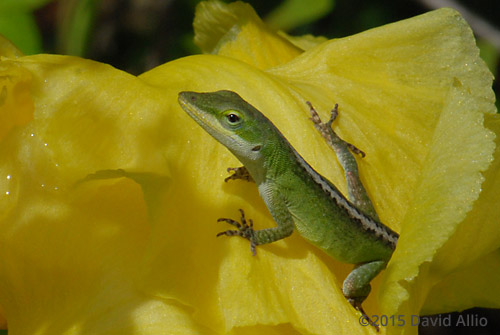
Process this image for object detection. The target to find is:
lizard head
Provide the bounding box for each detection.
[178,90,276,165]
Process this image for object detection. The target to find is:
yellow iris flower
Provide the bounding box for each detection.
[0,1,499,334]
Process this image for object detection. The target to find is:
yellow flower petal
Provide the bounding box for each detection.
[424,250,500,315]
[277,31,328,51]
[0,59,33,141]
[421,115,500,314]
[193,0,302,69]
[0,2,498,335]
[0,55,178,333]
[0,34,24,58]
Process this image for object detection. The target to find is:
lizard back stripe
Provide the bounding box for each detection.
[291,149,398,249]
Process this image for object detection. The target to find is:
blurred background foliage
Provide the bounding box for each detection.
[0,1,498,88]
[0,0,499,333]
[0,0,497,75]
[0,0,498,106]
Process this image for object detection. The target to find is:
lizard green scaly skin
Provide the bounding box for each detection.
[178,90,399,330]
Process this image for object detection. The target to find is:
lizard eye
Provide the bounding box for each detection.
[226,113,240,123]
[222,110,242,126]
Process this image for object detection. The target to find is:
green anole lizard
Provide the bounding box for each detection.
[178,90,398,330]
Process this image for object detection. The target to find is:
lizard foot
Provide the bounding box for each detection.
[217,209,257,255]
[307,101,366,158]
[346,297,380,332]
[224,166,254,182]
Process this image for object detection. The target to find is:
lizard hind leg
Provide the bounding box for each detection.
[307,101,379,221]
[342,260,386,331]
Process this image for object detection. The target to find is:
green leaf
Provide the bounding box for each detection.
[0,11,41,54]
[0,0,53,11]
[265,0,335,31]
[58,0,99,56]
[477,39,499,79]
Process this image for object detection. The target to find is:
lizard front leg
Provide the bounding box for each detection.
[217,190,294,255]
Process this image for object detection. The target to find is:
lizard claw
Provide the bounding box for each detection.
[217,209,257,255]
[346,297,380,332]
[224,167,254,183]
[307,101,366,158]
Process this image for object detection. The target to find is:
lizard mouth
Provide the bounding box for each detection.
[178,93,205,122]
[178,92,220,135]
